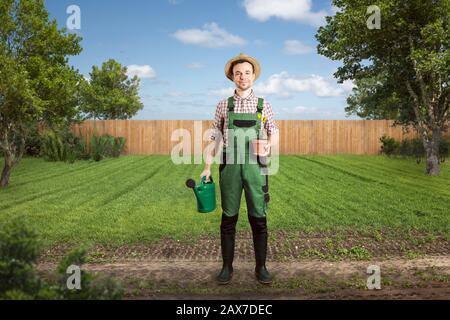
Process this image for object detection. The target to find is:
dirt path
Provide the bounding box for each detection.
[36,231,450,299]
[37,256,450,300]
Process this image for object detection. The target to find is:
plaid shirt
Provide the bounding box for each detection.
[210,90,278,147]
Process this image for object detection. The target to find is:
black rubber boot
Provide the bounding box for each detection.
[249,215,272,284]
[217,214,238,285]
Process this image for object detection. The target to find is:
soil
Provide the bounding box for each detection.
[36,231,450,300]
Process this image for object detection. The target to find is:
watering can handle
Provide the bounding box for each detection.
[202,175,213,184]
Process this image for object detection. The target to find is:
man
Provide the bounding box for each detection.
[200,53,279,285]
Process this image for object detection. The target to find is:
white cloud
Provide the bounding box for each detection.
[284,40,314,55]
[278,106,332,117]
[281,106,318,113]
[172,23,246,48]
[126,65,156,79]
[253,72,354,98]
[209,73,354,99]
[208,87,235,97]
[331,4,342,14]
[168,0,182,4]
[278,105,353,119]
[243,0,327,26]
[186,62,205,69]
[339,79,356,93]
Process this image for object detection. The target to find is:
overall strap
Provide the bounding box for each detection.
[257,98,264,113]
[257,98,264,139]
[227,97,235,112]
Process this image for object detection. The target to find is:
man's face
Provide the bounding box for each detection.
[232,62,255,91]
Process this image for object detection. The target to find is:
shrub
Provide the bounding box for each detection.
[380,135,450,163]
[399,139,413,157]
[90,134,126,161]
[379,134,400,156]
[0,220,42,296]
[411,138,425,163]
[55,247,123,300]
[439,139,450,163]
[90,134,107,161]
[112,137,126,158]
[40,130,65,162]
[63,130,90,162]
[0,220,123,300]
[40,129,89,163]
[24,126,42,157]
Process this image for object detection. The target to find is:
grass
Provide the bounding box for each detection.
[0,154,449,248]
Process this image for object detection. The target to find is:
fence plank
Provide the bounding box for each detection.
[71,120,450,155]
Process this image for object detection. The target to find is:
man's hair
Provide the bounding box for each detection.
[231,59,255,75]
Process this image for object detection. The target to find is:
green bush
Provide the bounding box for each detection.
[64,130,90,162]
[40,130,64,162]
[411,138,425,162]
[41,129,126,163]
[55,247,123,300]
[0,220,123,300]
[90,134,126,161]
[0,220,42,296]
[112,137,126,158]
[399,139,413,157]
[379,134,400,156]
[439,139,450,163]
[24,126,42,157]
[40,129,89,163]
[380,134,450,163]
[90,134,107,161]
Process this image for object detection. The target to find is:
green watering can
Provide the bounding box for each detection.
[185,176,216,213]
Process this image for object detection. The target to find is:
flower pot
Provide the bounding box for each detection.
[251,139,269,156]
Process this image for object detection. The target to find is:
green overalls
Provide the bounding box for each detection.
[219,96,270,219]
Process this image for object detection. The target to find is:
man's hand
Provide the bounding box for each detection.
[200,169,211,182]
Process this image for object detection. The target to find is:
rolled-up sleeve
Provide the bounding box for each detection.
[210,102,224,141]
[263,101,279,135]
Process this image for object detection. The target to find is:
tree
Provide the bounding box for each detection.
[0,0,83,187]
[81,59,143,121]
[346,72,404,120]
[316,0,450,175]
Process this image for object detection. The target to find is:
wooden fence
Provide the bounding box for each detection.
[71,120,450,155]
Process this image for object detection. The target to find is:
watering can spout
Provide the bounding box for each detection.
[185,176,216,213]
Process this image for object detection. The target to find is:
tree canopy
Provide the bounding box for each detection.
[316,0,450,175]
[81,59,143,120]
[0,0,83,187]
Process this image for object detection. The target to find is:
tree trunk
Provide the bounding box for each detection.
[0,133,25,188]
[423,128,441,176]
[1,153,14,188]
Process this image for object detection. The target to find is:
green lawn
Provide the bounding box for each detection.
[0,155,449,247]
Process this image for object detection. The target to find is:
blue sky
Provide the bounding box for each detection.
[44,0,359,120]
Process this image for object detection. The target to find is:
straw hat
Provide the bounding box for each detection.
[224,53,261,81]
